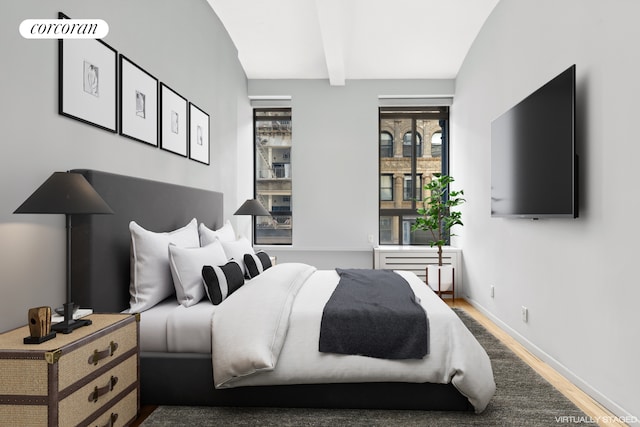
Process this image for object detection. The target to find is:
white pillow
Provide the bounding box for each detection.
[199,220,235,246]
[221,237,254,275]
[129,218,199,312]
[169,241,228,307]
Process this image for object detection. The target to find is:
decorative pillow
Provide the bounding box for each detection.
[129,218,199,313]
[199,220,235,246]
[221,237,254,276]
[244,251,272,279]
[169,240,228,307]
[202,260,245,305]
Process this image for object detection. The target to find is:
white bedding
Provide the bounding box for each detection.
[139,297,216,353]
[211,263,496,413]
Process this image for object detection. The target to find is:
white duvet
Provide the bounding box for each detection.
[211,263,496,413]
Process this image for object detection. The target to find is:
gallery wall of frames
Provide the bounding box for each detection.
[57,12,210,165]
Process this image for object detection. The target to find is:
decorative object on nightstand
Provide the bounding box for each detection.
[14,172,114,334]
[412,174,465,301]
[24,306,55,344]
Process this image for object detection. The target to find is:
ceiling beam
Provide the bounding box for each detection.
[314,0,346,86]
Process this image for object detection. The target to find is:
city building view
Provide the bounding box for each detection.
[254,108,293,245]
[379,107,449,245]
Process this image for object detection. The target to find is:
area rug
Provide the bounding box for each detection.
[141,309,588,426]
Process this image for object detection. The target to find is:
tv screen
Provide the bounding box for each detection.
[491,65,577,219]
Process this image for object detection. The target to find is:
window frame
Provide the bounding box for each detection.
[253,107,293,245]
[378,106,450,246]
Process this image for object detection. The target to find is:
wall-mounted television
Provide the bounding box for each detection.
[491,64,578,219]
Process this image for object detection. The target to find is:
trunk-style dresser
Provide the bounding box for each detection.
[0,313,139,426]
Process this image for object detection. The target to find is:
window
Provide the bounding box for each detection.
[380,131,394,157]
[380,174,394,201]
[403,174,422,201]
[403,131,422,157]
[431,131,442,157]
[254,108,292,245]
[379,107,449,245]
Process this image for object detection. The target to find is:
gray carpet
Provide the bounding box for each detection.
[141,309,589,426]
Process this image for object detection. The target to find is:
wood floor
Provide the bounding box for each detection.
[131,299,626,427]
[448,299,627,427]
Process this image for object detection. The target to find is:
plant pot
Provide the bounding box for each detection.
[426,264,454,292]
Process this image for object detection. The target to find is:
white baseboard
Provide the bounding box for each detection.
[465,297,636,423]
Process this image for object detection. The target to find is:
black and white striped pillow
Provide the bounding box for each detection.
[202,260,245,305]
[244,251,272,279]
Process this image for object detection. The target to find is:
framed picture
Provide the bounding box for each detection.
[189,103,210,165]
[160,83,188,157]
[58,12,117,132]
[119,55,158,146]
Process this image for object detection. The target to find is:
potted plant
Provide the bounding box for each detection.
[412,174,465,292]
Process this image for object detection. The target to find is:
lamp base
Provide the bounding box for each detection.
[51,302,92,334]
[54,305,79,317]
[52,318,92,334]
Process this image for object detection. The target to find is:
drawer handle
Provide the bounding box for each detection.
[96,412,118,427]
[88,376,118,403]
[88,341,119,365]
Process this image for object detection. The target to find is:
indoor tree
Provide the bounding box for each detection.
[412,174,465,266]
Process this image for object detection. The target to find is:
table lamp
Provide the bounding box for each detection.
[14,172,114,334]
[234,199,271,217]
[234,199,271,246]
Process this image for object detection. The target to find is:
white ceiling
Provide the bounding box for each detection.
[207,0,500,85]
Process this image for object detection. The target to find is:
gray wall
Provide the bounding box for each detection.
[452,0,640,420]
[0,0,250,332]
[248,79,454,268]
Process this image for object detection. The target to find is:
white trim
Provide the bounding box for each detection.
[378,96,453,107]
[249,97,292,108]
[465,297,636,422]
[254,246,373,252]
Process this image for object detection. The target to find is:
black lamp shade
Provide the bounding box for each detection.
[234,199,270,216]
[14,171,113,335]
[14,172,113,215]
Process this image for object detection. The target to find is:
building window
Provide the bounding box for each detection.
[403,174,422,201]
[254,108,292,245]
[431,131,442,157]
[380,174,394,201]
[380,131,394,157]
[403,131,422,157]
[379,106,449,245]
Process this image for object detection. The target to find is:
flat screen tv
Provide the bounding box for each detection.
[491,64,577,219]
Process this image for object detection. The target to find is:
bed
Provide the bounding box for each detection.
[69,169,495,412]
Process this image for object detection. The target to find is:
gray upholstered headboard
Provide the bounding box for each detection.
[70,169,224,313]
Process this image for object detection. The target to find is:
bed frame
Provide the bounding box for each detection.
[69,169,472,410]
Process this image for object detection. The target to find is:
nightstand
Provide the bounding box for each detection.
[0,313,139,427]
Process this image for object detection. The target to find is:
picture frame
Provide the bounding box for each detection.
[160,83,188,157]
[188,103,210,165]
[58,12,117,133]
[119,55,158,146]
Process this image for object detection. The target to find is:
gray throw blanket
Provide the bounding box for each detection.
[319,269,429,359]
